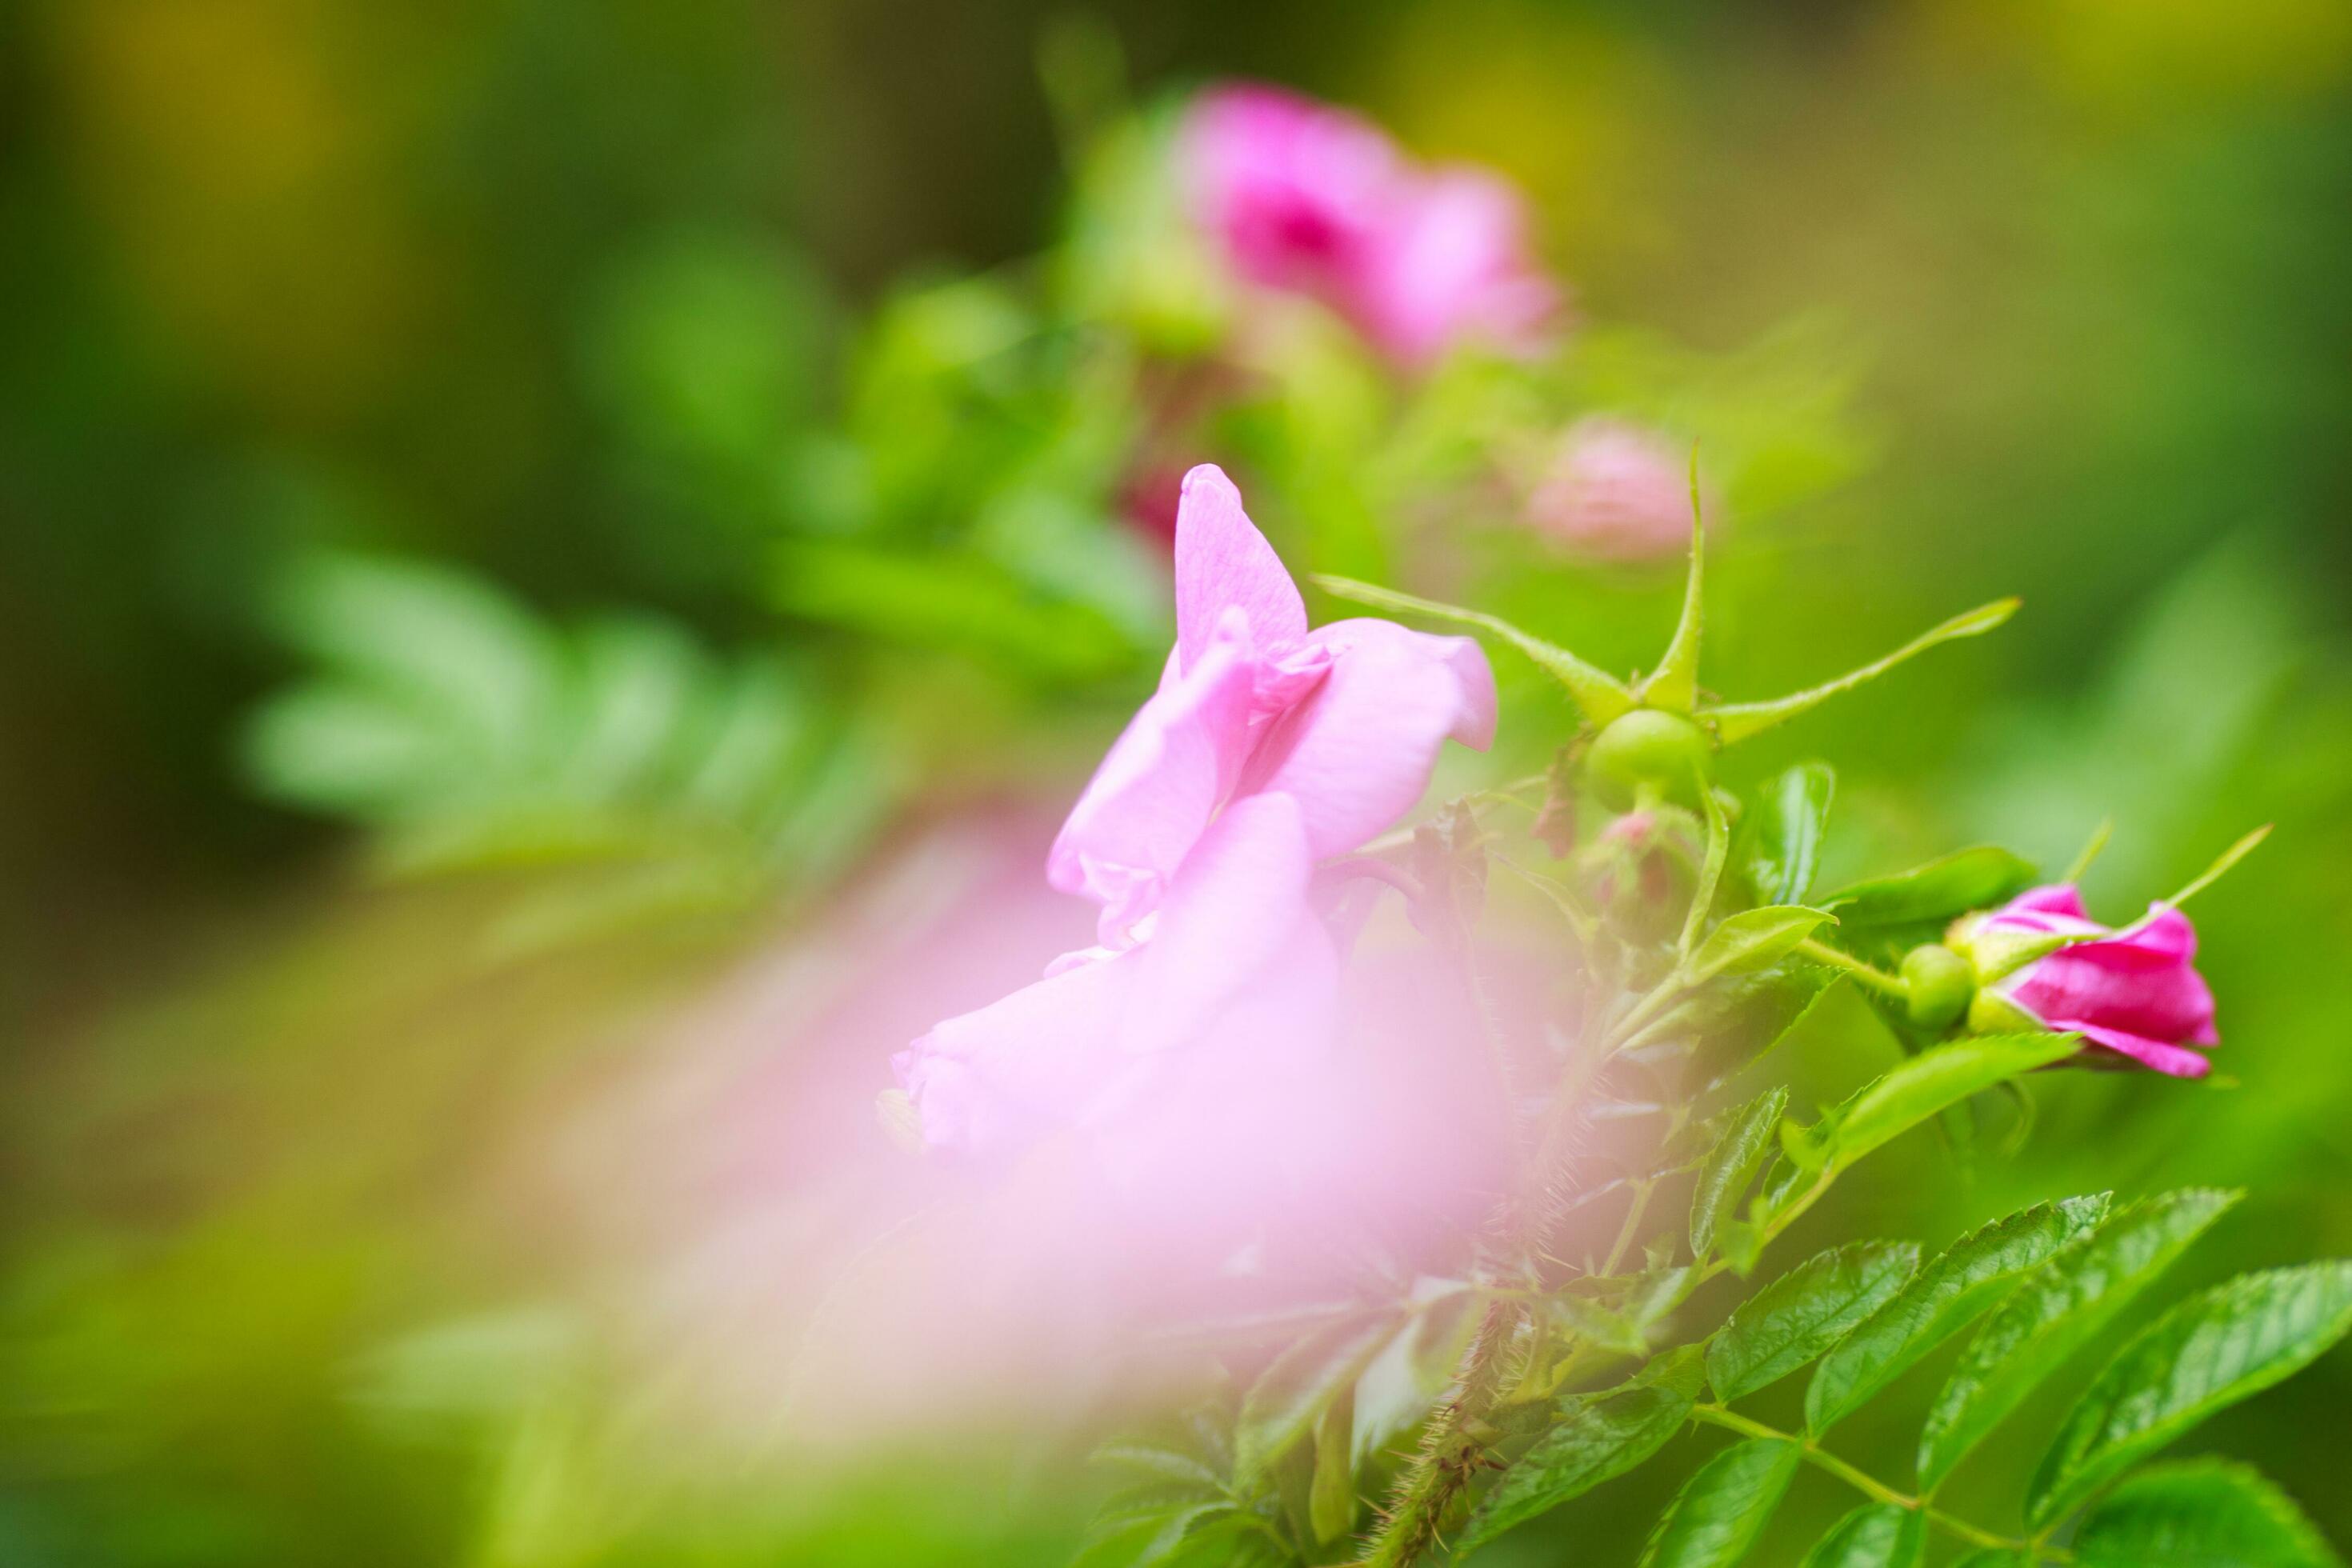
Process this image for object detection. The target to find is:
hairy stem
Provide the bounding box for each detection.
[1356,1301,1522,1568]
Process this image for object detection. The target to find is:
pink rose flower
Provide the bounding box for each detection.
[1181,83,1562,368]
[1527,418,1708,561]
[895,464,1496,1155]
[1978,885,2219,1078]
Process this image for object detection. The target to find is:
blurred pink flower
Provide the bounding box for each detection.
[1527,418,1706,561]
[1980,885,2219,1077]
[897,464,1495,1154]
[1181,83,1562,367]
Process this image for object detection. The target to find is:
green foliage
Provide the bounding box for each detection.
[1918,1188,2240,1490]
[1797,1034,2085,1175]
[1637,1438,1801,1568]
[1683,906,1838,986]
[1457,1346,1703,1553]
[1806,1194,2111,1434]
[2072,1462,2342,1568]
[1233,1308,1409,1487]
[1796,1503,1926,1568]
[1706,1242,1918,1401]
[1818,847,2040,930]
[2028,1263,2352,1527]
[1690,1088,1788,1258]
[1742,763,1835,906]
[245,554,890,946]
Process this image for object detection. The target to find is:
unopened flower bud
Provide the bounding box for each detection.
[1965,987,2041,1038]
[1586,709,1712,810]
[1900,942,1974,1031]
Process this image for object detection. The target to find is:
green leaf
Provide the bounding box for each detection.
[1077,1498,1238,1568]
[1308,1384,1356,1542]
[1685,907,1838,986]
[1818,846,2038,927]
[1706,598,2019,743]
[2028,1262,2352,1527]
[1806,1194,2111,1434]
[1638,1437,1802,1568]
[1947,1554,2030,1568]
[1645,490,1706,712]
[1796,1502,1926,1568]
[1822,1034,2082,1173]
[1917,1188,2240,1491]
[1091,1441,1228,1492]
[2073,1460,2343,1567]
[1234,1308,1406,1486]
[1551,1294,1650,1357]
[1458,1346,1703,1553]
[1310,575,1635,724]
[1680,785,1737,958]
[1690,1088,1790,1258]
[771,538,1134,682]
[1743,764,1835,906]
[1708,1242,1920,1402]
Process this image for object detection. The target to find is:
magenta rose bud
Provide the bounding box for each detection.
[1972,885,2219,1078]
[1527,418,1708,562]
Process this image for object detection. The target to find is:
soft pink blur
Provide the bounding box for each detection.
[1983,884,2219,1077]
[534,809,1527,1462]
[547,468,1518,1458]
[1526,417,1707,561]
[1181,83,1562,366]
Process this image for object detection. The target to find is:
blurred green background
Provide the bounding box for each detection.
[4,1,2350,1564]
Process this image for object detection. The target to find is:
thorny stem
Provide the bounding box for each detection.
[1357,1300,1522,1568]
[1689,1406,2068,1561]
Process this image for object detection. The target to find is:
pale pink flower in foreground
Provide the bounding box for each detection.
[1978,885,2219,1078]
[1527,418,1706,561]
[895,463,1495,1157]
[1181,83,1562,367]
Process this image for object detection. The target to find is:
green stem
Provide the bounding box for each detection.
[1796,938,1910,1002]
[1689,1406,2061,1559]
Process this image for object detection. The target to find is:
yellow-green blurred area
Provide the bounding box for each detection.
[4,1,2352,1564]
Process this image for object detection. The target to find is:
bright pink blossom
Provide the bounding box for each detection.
[1527,418,1707,561]
[897,464,1495,1154]
[1980,885,2219,1078]
[1181,83,1562,367]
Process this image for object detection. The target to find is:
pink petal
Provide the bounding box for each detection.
[1174,465,1308,673]
[902,795,1339,1160]
[2059,1022,2214,1078]
[2006,884,2092,920]
[1116,791,1325,1055]
[895,948,1138,1154]
[1181,84,1398,293]
[1348,168,1561,366]
[1048,614,1259,938]
[1239,618,1497,858]
[2006,939,2218,1048]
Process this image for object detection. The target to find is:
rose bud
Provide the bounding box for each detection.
[1526,418,1712,562]
[1958,885,2218,1078]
